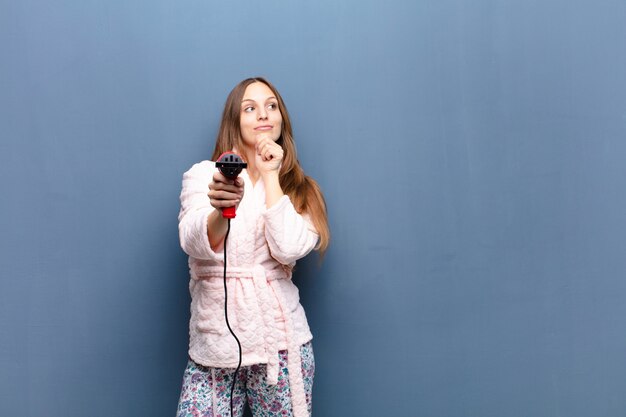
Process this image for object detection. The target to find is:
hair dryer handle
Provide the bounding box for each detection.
[222,206,237,219]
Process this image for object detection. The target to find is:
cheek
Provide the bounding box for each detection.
[240,114,251,127]
[274,125,283,141]
[240,116,254,134]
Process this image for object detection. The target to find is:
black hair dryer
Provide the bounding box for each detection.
[215,152,247,219]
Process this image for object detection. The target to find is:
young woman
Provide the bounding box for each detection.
[176,77,329,417]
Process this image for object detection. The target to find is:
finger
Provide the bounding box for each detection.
[209,198,240,209]
[213,171,235,185]
[210,182,242,193]
[259,140,282,157]
[255,137,273,153]
[258,137,276,149]
[263,145,282,161]
[211,189,243,200]
[208,190,243,201]
[209,182,237,192]
[258,141,275,157]
[211,199,240,208]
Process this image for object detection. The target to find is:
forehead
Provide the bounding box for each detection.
[242,82,275,102]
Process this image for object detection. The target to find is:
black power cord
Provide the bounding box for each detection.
[223,218,242,417]
[216,152,246,416]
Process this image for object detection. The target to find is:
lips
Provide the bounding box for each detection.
[254,125,273,131]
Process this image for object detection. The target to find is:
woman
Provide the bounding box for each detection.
[176,77,329,417]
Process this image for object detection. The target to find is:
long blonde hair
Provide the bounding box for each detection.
[211,77,330,256]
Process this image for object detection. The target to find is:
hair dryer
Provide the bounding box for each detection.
[215,152,247,219]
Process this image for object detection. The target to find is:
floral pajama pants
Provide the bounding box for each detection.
[176,342,314,417]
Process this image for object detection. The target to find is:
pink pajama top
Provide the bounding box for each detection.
[178,160,319,417]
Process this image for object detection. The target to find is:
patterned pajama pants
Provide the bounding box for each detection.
[176,342,314,417]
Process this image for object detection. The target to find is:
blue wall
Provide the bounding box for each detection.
[2,1,626,416]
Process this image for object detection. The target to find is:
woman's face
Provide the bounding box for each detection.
[239,82,283,149]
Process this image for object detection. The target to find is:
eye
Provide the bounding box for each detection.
[243,106,254,113]
[268,103,278,110]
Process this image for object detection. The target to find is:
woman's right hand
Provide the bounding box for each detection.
[207,171,245,212]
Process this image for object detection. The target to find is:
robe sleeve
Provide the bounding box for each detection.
[263,195,319,265]
[178,161,224,261]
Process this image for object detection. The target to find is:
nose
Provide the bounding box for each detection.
[257,108,268,120]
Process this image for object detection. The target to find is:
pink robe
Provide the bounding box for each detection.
[178,160,318,417]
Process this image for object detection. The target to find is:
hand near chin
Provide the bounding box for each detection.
[255,135,283,174]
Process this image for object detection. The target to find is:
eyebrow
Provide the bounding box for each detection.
[241,96,277,104]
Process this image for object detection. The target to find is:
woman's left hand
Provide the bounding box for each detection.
[255,135,284,175]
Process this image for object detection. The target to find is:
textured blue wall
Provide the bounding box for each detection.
[2,1,626,416]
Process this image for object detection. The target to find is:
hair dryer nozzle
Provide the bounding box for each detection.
[216,152,247,179]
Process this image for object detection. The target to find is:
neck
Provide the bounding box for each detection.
[242,146,260,185]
